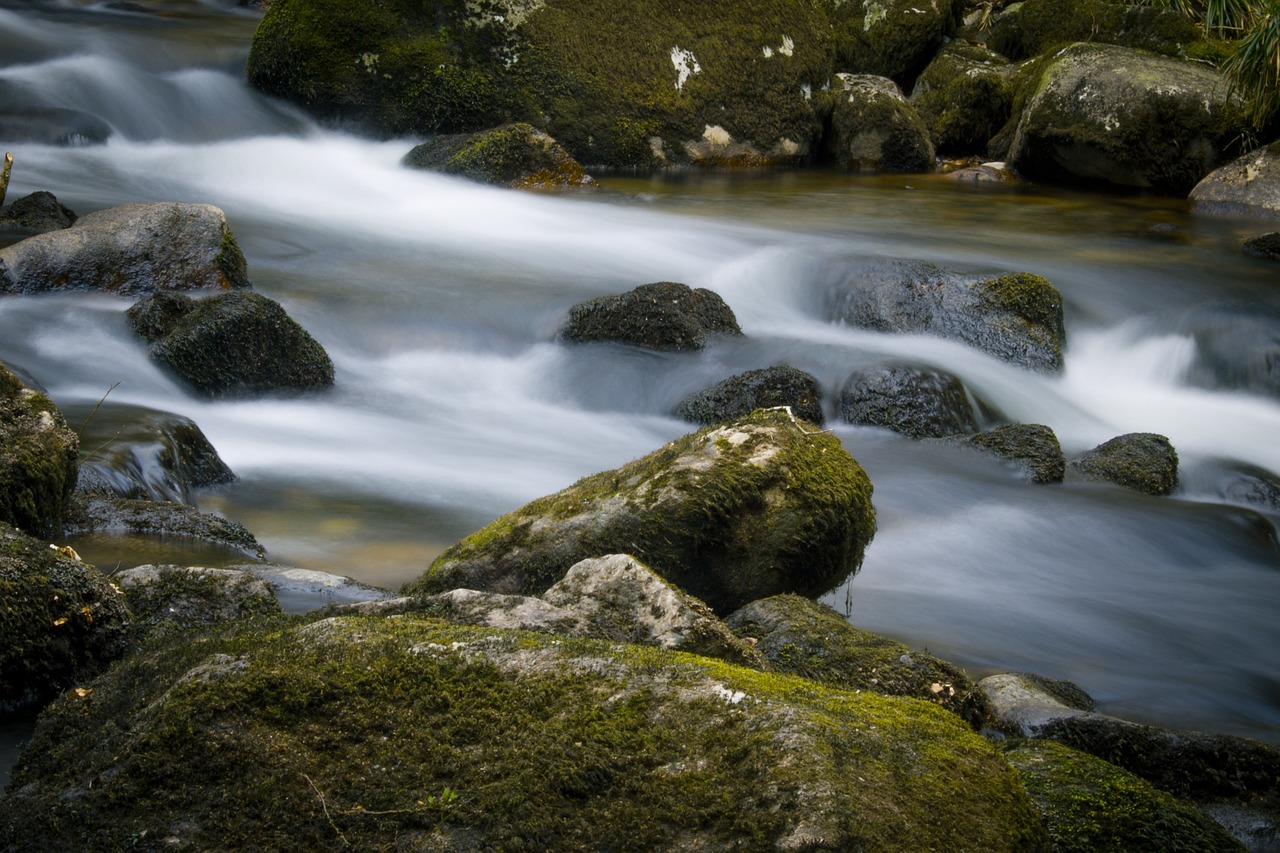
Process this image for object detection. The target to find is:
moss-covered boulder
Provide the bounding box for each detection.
[826,260,1066,372]
[408,408,876,614]
[0,615,1049,851]
[987,0,1207,62]
[0,522,131,713]
[839,362,979,438]
[247,0,833,168]
[910,43,1015,154]
[827,0,964,84]
[726,594,991,729]
[0,363,78,538]
[1069,433,1178,496]
[0,191,77,234]
[127,290,334,398]
[824,74,935,171]
[674,365,824,426]
[65,494,267,560]
[1004,739,1247,852]
[1190,139,1280,219]
[115,565,281,639]
[943,422,1066,483]
[0,202,248,296]
[559,281,743,352]
[403,123,596,189]
[1007,43,1247,196]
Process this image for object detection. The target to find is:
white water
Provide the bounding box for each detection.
[2,0,1279,744]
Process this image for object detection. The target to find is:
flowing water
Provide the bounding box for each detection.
[2,0,1280,763]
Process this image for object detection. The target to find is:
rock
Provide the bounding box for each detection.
[987,0,1207,62]
[910,44,1015,154]
[1244,232,1280,260]
[826,259,1066,372]
[1070,433,1178,496]
[1003,739,1248,852]
[0,192,77,234]
[824,74,935,172]
[64,493,267,560]
[76,407,235,506]
[1191,140,1280,219]
[247,0,833,168]
[944,423,1066,483]
[115,564,281,637]
[1173,305,1280,400]
[127,290,335,398]
[559,281,743,351]
[403,123,596,189]
[0,202,249,295]
[0,616,1049,850]
[828,0,964,83]
[674,365,824,426]
[725,594,991,728]
[407,408,876,614]
[945,162,1018,183]
[1006,43,1247,196]
[240,564,393,613]
[838,362,979,438]
[0,522,131,713]
[0,363,79,538]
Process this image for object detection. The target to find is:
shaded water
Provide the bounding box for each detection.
[2,0,1279,760]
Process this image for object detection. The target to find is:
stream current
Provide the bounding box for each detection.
[2,0,1279,747]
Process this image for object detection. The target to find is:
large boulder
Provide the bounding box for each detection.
[127,290,334,398]
[838,362,979,438]
[1006,43,1247,196]
[403,123,596,189]
[559,281,743,352]
[0,616,1049,851]
[246,0,833,168]
[824,74,935,171]
[826,260,1066,372]
[0,522,132,713]
[987,0,1208,62]
[726,594,991,728]
[828,0,964,84]
[1069,433,1179,496]
[0,191,77,235]
[0,202,249,295]
[407,408,876,614]
[942,422,1066,484]
[909,43,1015,154]
[1190,139,1280,219]
[0,363,79,538]
[674,365,824,426]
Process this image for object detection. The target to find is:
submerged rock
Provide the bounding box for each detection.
[944,423,1066,483]
[0,202,249,295]
[838,362,979,438]
[824,74,935,172]
[0,616,1048,850]
[116,564,281,638]
[408,408,876,614]
[0,191,77,234]
[65,494,267,560]
[1191,141,1280,219]
[1070,433,1178,496]
[127,290,334,398]
[0,363,79,538]
[559,281,743,352]
[403,123,596,189]
[0,522,131,713]
[674,365,824,426]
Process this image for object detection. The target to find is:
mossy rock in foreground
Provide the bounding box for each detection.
[408,408,876,614]
[1,615,1049,851]
[0,362,79,538]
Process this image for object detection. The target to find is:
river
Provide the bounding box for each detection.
[2,0,1278,753]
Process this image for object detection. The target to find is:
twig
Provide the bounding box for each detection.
[763,405,833,435]
[78,381,121,434]
[304,774,350,848]
[0,152,11,207]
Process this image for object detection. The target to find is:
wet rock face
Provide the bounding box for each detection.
[403,123,596,189]
[407,408,876,615]
[0,191,78,234]
[127,290,334,398]
[944,423,1067,484]
[839,362,979,438]
[675,365,824,426]
[1070,433,1179,496]
[0,202,249,295]
[559,281,743,352]
[0,363,79,538]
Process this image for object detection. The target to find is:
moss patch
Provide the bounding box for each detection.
[0,363,79,538]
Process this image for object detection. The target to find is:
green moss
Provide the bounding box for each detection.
[214,225,249,290]
[828,0,964,84]
[1003,739,1245,852]
[911,45,1015,154]
[121,566,281,640]
[987,0,1203,62]
[0,364,79,538]
[978,273,1065,340]
[1070,433,1178,496]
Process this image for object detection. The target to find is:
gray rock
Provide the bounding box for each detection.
[839,362,979,438]
[0,363,79,538]
[559,281,743,352]
[1191,140,1280,218]
[237,564,391,613]
[674,365,824,426]
[115,565,281,636]
[944,423,1066,483]
[1070,432,1178,496]
[0,192,77,234]
[64,493,267,560]
[825,74,935,172]
[0,202,249,295]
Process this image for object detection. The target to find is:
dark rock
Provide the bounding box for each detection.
[1172,305,1280,400]
[64,493,267,560]
[1244,232,1280,260]
[0,202,249,295]
[839,362,979,438]
[1007,43,1247,196]
[560,281,743,352]
[407,408,876,614]
[404,123,596,189]
[127,290,334,398]
[945,423,1066,483]
[826,260,1066,372]
[910,44,1015,154]
[726,594,991,728]
[829,0,964,83]
[824,74,935,172]
[115,564,281,638]
[0,192,77,234]
[0,363,79,538]
[674,365,824,426]
[1070,433,1178,496]
[0,522,131,713]
[0,107,112,147]
[1191,140,1280,218]
[987,0,1207,62]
